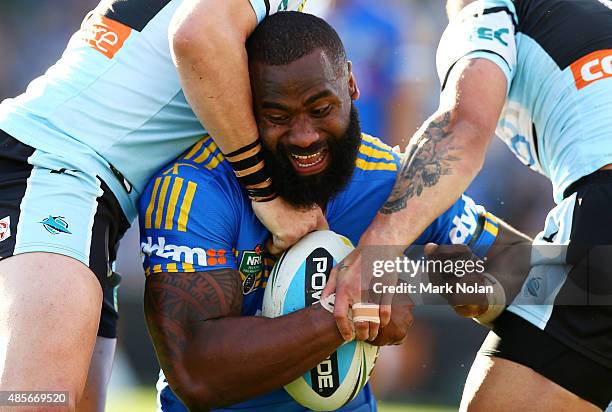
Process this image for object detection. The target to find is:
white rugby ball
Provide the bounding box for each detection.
[262,230,379,412]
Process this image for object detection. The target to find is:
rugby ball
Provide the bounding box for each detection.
[262,230,379,411]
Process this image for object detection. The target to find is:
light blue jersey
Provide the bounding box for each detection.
[437,0,612,203]
[0,0,307,221]
[139,134,497,411]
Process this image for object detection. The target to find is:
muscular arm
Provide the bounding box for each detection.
[170,0,259,153]
[361,58,508,248]
[144,268,344,411]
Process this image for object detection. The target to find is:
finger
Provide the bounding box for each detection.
[266,238,285,256]
[354,320,369,341]
[321,269,337,300]
[368,321,379,341]
[315,209,329,231]
[333,291,354,341]
[379,304,392,328]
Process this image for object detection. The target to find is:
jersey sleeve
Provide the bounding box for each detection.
[417,194,499,258]
[249,0,308,24]
[436,0,517,92]
[139,168,242,275]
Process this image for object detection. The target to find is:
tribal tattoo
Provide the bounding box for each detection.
[144,269,243,376]
[381,112,460,214]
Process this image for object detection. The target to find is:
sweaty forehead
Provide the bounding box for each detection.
[251,49,344,103]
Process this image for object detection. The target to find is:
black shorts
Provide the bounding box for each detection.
[0,130,130,338]
[480,311,612,409]
[481,170,612,408]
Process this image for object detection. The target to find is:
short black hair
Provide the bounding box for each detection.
[246,11,347,71]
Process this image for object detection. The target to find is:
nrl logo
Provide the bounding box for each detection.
[239,244,263,295]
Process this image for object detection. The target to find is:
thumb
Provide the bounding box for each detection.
[316,210,329,231]
[266,237,285,256]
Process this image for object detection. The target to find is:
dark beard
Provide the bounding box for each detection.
[262,104,362,208]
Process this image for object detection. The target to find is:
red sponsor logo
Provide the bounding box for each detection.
[81,15,132,59]
[207,249,228,266]
[570,49,612,90]
[0,216,11,243]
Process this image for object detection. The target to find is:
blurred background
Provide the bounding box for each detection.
[0,0,554,411]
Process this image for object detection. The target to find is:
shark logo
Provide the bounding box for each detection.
[40,216,72,235]
[525,277,542,297]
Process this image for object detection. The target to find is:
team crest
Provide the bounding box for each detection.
[239,244,263,295]
[40,216,72,235]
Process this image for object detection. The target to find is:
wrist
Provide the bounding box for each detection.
[223,139,277,202]
[360,213,406,248]
[309,304,344,344]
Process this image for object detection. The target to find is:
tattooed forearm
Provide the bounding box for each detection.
[381,112,460,214]
[144,269,243,375]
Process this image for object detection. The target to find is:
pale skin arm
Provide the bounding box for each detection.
[323,58,510,341]
[169,0,325,249]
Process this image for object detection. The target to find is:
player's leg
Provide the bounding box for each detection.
[460,312,611,411]
[461,354,600,412]
[77,337,117,412]
[77,271,122,412]
[0,253,102,411]
[0,132,129,410]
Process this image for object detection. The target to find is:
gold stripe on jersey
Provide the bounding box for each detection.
[154,176,172,229]
[356,158,398,171]
[163,163,198,176]
[152,264,162,273]
[165,177,184,230]
[178,181,197,232]
[183,137,207,160]
[193,138,225,170]
[359,142,395,162]
[166,263,178,273]
[361,133,393,152]
[182,263,195,272]
[144,177,162,229]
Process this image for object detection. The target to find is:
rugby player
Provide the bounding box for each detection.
[139,11,528,411]
[328,0,612,410]
[0,1,318,410]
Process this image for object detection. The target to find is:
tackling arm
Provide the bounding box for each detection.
[363,58,508,248]
[144,268,344,411]
[170,0,259,154]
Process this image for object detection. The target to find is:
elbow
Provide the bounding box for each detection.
[446,113,493,178]
[170,23,215,65]
[169,376,218,412]
[170,13,241,67]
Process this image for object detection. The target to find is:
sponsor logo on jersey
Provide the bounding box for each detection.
[141,236,208,266]
[449,195,479,244]
[0,216,11,243]
[40,216,72,235]
[239,245,263,295]
[475,26,510,46]
[81,15,132,59]
[571,49,612,90]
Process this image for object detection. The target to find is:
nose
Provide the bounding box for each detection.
[287,116,320,149]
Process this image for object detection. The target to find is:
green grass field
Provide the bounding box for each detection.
[106,388,456,412]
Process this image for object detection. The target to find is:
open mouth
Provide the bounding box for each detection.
[289,149,329,175]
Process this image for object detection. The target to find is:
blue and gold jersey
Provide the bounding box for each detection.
[139,134,492,412]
